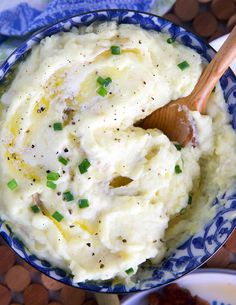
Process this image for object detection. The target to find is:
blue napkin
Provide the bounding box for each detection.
[0,0,155,36]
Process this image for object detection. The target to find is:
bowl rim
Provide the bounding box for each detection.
[0,8,236,293]
[1,8,236,79]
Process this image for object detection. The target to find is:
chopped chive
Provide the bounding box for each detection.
[46,180,57,190]
[111,45,121,55]
[188,194,192,205]
[97,86,107,97]
[63,191,74,202]
[175,164,182,174]
[174,143,182,151]
[125,267,134,275]
[97,76,106,86]
[52,211,64,222]
[47,171,60,181]
[104,77,112,86]
[78,158,91,174]
[177,60,190,71]
[78,199,89,208]
[167,37,175,44]
[53,122,63,131]
[31,205,40,213]
[58,156,69,166]
[97,76,112,87]
[180,208,186,215]
[7,179,18,190]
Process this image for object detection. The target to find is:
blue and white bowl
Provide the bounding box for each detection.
[0,10,236,293]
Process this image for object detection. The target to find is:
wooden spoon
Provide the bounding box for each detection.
[140,26,236,146]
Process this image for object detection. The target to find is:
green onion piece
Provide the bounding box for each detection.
[97,86,107,97]
[174,143,182,151]
[31,205,40,214]
[46,180,57,190]
[63,191,74,202]
[7,179,18,190]
[167,37,175,44]
[52,211,64,222]
[188,194,192,205]
[97,76,112,87]
[97,76,106,86]
[175,164,182,174]
[58,156,69,166]
[78,199,89,209]
[104,77,112,87]
[78,158,91,174]
[111,45,121,55]
[177,60,190,71]
[53,122,63,131]
[125,267,134,275]
[180,208,186,215]
[47,171,60,181]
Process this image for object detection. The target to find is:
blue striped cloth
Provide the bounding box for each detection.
[0,0,154,36]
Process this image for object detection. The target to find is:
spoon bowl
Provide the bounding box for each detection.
[140,26,236,146]
[139,97,195,146]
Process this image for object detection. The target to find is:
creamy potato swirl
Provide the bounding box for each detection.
[0,23,235,282]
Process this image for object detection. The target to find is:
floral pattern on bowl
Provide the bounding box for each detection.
[0,10,236,293]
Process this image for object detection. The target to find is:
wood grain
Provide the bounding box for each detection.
[5,265,31,292]
[0,284,11,305]
[95,294,120,305]
[0,246,16,274]
[23,284,49,305]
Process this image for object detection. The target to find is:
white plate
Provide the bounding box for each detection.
[122,269,236,305]
[210,34,236,74]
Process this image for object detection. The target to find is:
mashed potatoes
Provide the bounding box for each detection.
[0,23,235,282]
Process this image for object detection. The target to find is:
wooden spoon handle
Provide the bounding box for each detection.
[95,293,120,305]
[191,26,236,113]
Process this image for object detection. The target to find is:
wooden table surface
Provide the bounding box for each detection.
[0,0,236,304]
[164,0,236,42]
